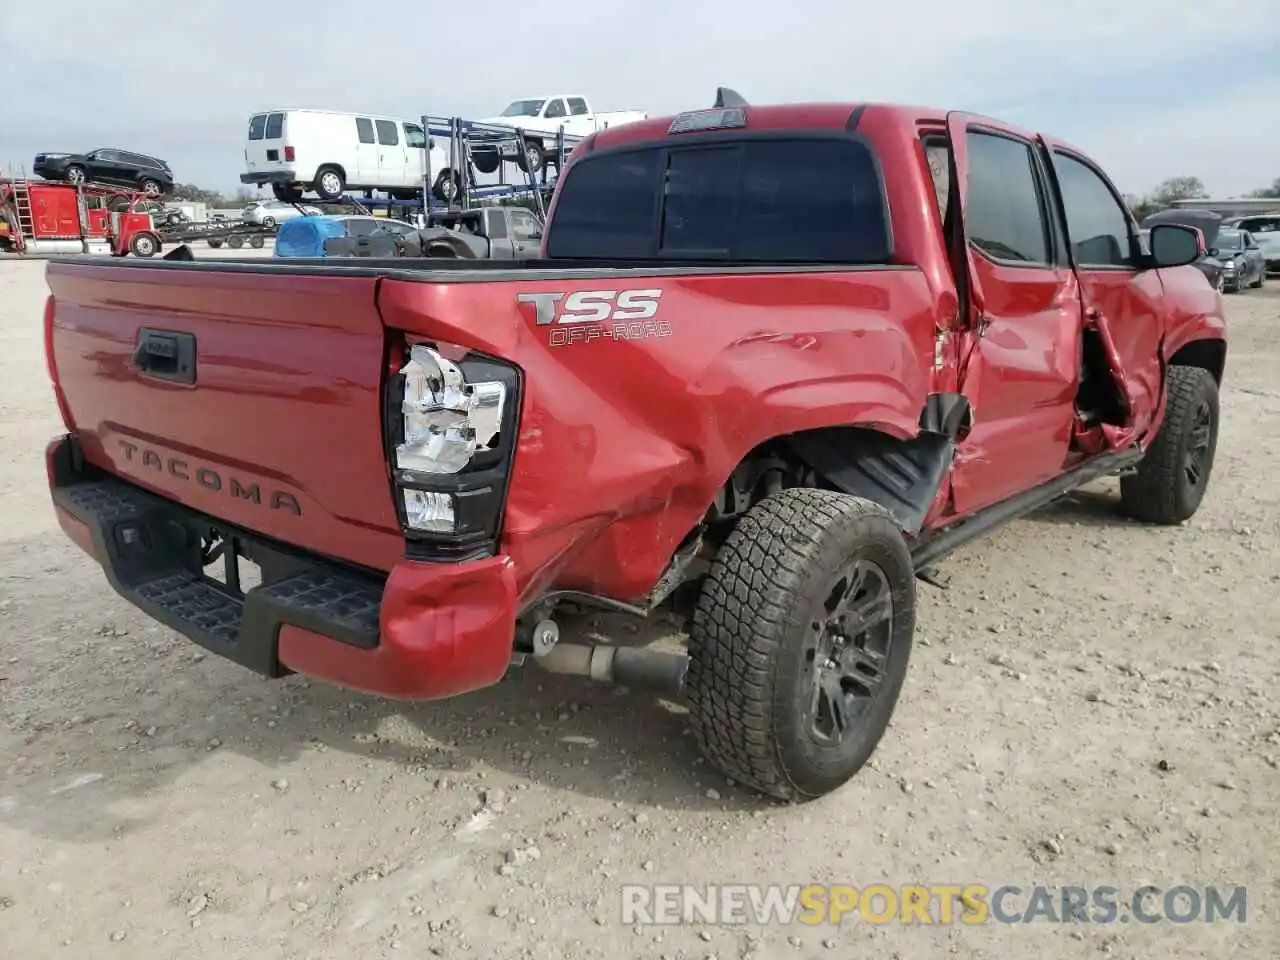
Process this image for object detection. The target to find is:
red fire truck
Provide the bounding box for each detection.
[0,178,163,257]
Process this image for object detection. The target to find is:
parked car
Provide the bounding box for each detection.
[240,109,456,203]
[1223,213,1280,234]
[33,149,174,196]
[274,214,420,257]
[41,93,1226,802]
[1255,231,1280,275]
[472,95,648,173]
[1141,209,1228,292]
[1210,229,1267,291]
[240,199,321,228]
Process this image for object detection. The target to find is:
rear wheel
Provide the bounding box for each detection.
[248,234,265,249]
[227,235,245,249]
[515,139,544,174]
[313,166,345,200]
[207,239,224,249]
[1119,365,1220,524]
[686,489,916,802]
[432,169,459,203]
[272,182,304,203]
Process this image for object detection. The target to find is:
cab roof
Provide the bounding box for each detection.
[585,95,1095,164]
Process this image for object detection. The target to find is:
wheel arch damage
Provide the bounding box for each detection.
[552,392,971,615]
[1168,335,1226,384]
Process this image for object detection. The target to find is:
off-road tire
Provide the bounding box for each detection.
[686,488,916,802]
[1119,365,1220,524]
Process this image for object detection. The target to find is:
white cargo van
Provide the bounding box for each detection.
[240,109,458,202]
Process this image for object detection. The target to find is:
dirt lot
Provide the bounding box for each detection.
[1,257,1277,960]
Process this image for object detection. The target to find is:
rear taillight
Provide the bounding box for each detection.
[44,294,74,429]
[283,145,296,162]
[385,341,520,559]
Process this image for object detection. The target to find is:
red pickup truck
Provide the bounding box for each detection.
[42,91,1225,802]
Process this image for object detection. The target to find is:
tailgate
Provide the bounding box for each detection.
[45,261,402,572]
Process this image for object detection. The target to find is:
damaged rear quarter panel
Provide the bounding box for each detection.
[377,268,938,603]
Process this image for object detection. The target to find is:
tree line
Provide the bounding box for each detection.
[1124,176,1280,221]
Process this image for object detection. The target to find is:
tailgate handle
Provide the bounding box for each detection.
[133,328,196,384]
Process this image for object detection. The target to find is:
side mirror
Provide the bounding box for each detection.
[1149,224,1203,268]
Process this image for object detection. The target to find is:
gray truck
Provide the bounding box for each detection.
[321,206,544,259]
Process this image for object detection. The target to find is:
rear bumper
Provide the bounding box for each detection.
[46,435,518,701]
[240,171,296,185]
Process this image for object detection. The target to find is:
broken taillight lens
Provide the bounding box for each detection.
[386,342,519,554]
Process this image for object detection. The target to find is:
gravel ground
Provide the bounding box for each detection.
[1,257,1277,959]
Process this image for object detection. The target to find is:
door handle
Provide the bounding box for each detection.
[133,328,196,384]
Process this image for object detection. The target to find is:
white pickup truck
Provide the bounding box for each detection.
[470,95,647,174]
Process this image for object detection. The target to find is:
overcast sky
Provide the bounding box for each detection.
[1,0,1277,198]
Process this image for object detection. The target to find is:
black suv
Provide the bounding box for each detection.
[32,149,174,196]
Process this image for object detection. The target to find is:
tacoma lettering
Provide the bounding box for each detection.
[117,440,301,516]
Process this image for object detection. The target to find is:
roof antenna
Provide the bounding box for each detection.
[714,87,749,108]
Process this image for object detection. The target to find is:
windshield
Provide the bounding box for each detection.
[546,136,891,263]
[501,99,545,117]
[1215,230,1243,250]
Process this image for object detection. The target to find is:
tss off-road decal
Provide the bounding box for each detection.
[517,289,672,347]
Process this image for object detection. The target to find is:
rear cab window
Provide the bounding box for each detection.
[248,115,268,140]
[545,134,891,263]
[264,113,284,139]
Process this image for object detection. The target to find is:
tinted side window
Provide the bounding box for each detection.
[547,151,660,258]
[404,123,426,148]
[1052,151,1133,267]
[964,131,1049,264]
[356,118,376,144]
[375,120,399,146]
[567,98,589,116]
[248,115,267,140]
[264,113,284,139]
